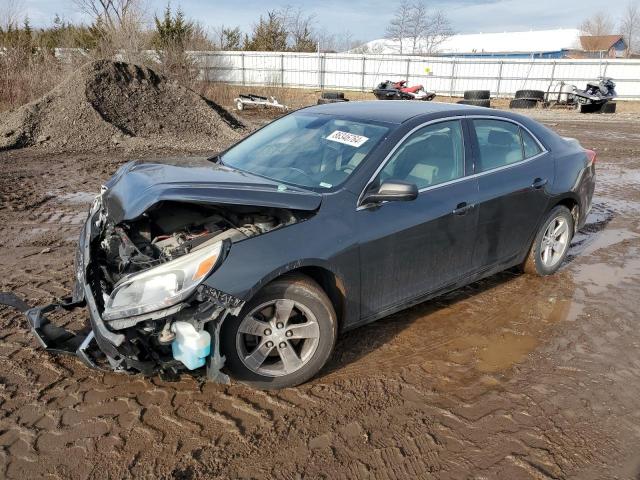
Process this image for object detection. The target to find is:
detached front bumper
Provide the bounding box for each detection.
[1,211,154,373]
[0,292,96,368]
[1,209,237,382]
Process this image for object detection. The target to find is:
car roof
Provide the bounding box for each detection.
[303,100,471,124]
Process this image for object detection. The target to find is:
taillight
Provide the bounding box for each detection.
[585,149,597,166]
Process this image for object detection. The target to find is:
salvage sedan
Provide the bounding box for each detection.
[3,101,596,389]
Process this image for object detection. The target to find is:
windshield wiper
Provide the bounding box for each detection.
[207,155,224,166]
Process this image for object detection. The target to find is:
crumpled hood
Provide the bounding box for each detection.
[101,157,322,223]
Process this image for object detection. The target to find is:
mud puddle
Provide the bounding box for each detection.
[56,191,97,205]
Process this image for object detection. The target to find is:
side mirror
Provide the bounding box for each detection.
[361,180,418,205]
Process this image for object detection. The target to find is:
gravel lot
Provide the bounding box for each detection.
[1,108,639,479]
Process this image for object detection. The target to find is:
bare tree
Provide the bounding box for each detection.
[620,1,640,55]
[72,0,149,59]
[339,30,369,52]
[406,2,426,54]
[280,5,317,52]
[387,2,452,55]
[579,11,615,36]
[0,0,24,30]
[418,10,453,55]
[385,2,412,54]
[316,28,335,52]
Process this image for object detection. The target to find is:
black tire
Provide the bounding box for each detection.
[317,98,348,104]
[523,206,574,276]
[221,274,337,390]
[321,91,344,100]
[464,90,490,100]
[578,103,601,113]
[600,102,616,114]
[515,89,545,101]
[457,99,491,107]
[509,98,538,109]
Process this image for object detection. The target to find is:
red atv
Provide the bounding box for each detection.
[373,80,436,101]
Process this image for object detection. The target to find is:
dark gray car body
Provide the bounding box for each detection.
[104,102,594,331]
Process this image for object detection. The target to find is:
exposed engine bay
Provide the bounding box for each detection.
[76,202,305,379]
[96,202,298,290]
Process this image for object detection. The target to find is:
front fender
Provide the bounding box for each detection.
[239,257,345,302]
[202,193,361,328]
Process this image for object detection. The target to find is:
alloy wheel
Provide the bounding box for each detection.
[236,299,320,377]
[540,216,570,267]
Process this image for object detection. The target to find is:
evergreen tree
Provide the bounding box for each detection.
[244,11,287,51]
[154,4,193,50]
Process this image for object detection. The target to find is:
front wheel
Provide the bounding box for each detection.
[221,275,337,390]
[523,206,574,276]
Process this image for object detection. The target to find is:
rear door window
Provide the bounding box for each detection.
[472,119,524,172]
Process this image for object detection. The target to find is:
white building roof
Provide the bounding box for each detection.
[357,29,582,55]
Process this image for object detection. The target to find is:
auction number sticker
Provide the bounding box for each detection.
[326,130,369,148]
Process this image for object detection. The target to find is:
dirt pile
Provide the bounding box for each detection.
[0,60,245,152]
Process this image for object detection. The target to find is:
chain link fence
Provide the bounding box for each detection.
[191,51,640,100]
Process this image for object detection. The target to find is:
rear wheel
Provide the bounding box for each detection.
[523,206,574,276]
[222,275,337,390]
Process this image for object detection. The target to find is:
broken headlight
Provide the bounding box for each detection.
[102,241,224,320]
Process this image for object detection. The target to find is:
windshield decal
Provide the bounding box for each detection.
[326,130,369,148]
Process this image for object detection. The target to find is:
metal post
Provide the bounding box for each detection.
[496,60,504,98]
[546,60,557,101]
[598,52,604,77]
[241,52,245,86]
[280,54,285,87]
[317,52,322,89]
[449,58,457,97]
[602,60,609,78]
[361,56,366,92]
[405,58,411,82]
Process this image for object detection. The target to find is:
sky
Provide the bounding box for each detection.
[11,0,626,42]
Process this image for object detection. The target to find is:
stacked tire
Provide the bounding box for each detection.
[458,90,491,107]
[578,102,617,114]
[510,90,544,109]
[317,91,349,104]
[600,102,616,114]
[577,103,599,113]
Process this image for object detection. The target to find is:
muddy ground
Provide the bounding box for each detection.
[1,109,640,479]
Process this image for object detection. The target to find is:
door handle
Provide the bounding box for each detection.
[531,178,548,189]
[453,202,475,215]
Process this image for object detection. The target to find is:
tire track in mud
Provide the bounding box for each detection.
[2,114,640,479]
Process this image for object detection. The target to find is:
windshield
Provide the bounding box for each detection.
[221,113,390,189]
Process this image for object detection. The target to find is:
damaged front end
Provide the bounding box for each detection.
[2,158,317,382]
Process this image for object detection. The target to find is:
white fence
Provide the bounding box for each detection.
[192,51,640,100]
